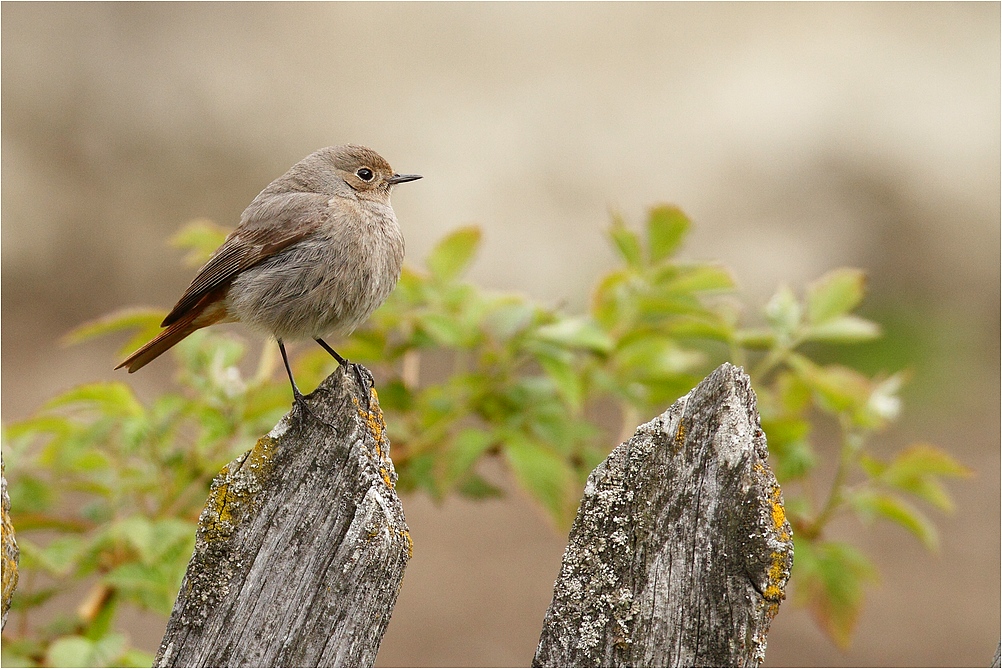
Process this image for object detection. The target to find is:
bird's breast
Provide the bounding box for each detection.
[226,198,404,341]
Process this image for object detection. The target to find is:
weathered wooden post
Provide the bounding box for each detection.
[156,361,791,667]
[534,363,794,667]
[155,367,410,668]
[1,467,18,632]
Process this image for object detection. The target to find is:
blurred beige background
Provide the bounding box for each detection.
[2,3,999,666]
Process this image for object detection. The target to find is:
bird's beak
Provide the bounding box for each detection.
[387,173,422,185]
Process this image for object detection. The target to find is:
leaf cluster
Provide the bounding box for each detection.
[2,209,970,663]
[2,290,299,666]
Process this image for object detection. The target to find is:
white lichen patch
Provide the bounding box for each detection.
[268,414,291,440]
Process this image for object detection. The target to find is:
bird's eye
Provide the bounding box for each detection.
[356,167,374,182]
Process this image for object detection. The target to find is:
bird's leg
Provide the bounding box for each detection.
[315,338,371,406]
[278,340,338,430]
[279,339,311,412]
[314,337,349,367]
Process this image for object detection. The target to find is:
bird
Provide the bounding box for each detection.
[117,144,421,408]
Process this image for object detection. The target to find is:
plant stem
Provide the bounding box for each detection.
[750,330,807,380]
[751,346,786,381]
[806,418,863,538]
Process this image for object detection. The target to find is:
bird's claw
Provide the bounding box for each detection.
[346,362,373,411]
[290,387,338,432]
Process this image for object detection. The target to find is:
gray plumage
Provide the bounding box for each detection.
[118,145,420,384]
[226,189,404,341]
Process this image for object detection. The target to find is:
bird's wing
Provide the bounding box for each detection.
[161,192,329,327]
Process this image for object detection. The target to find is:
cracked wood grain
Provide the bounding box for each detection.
[155,366,410,668]
[533,363,793,668]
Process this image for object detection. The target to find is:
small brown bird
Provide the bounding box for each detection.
[117,145,421,405]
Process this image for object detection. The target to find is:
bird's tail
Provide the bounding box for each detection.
[116,305,226,373]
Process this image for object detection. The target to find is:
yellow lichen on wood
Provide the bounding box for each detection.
[768,485,790,543]
[399,529,414,559]
[246,435,277,473]
[207,470,235,531]
[751,460,792,602]
[204,436,278,537]
[764,481,791,602]
[763,552,788,601]
[674,422,686,451]
[351,393,395,489]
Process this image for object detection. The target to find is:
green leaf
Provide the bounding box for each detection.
[609,219,644,268]
[764,285,802,340]
[8,585,59,611]
[111,517,156,563]
[22,536,87,576]
[859,453,886,479]
[734,327,776,350]
[170,218,229,267]
[83,588,119,640]
[69,448,113,472]
[849,490,939,550]
[399,452,437,497]
[378,265,425,311]
[660,264,734,294]
[762,416,816,481]
[120,648,156,668]
[885,443,971,479]
[46,636,96,668]
[91,632,127,667]
[426,226,481,282]
[899,478,958,515]
[503,433,576,526]
[660,313,734,341]
[62,308,166,347]
[43,632,128,667]
[615,337,704,379]
[483,299,537,342]
[6,414,70,444]
[793,540,878,648]
[805,315,881,343]
[0,647,38,668]
[783,494,814,524]
[633,293,705,321]
[373,379,413,412]
[441,428,495,488]
[773,439,816,482]
[418,312,469,348]
[456,473,505,500]
[591,269,632,331]
[646,205,690,263]
[775,370,813,413]
[538,354,584,410]
[339,329,389,364]
[535,317,613,353]
[8,475,55,514]
[806,268,866,324]
[875,443,971,511]
[43,382,144,419]
[789,357,870,416]
[104,563,179,615]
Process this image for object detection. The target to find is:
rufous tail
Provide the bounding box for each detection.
[116,305,225,373]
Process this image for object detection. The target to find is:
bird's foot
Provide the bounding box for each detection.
[290,387,337,432]
[312,338,373,411]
